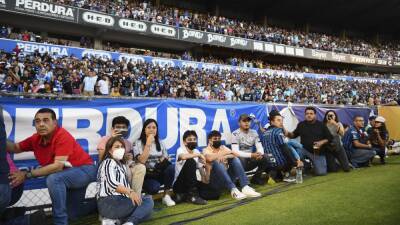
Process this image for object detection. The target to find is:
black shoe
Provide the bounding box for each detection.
[0,207,26,221]
[29,210,46,225]
[251,175,267,185]
[187,195,207,205]
[173,193,186,203]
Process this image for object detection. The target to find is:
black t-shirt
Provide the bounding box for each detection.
[63,81,73,94]
[242,93,254,101]
[293,120,333,153]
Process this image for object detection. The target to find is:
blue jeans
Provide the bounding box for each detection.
[300,149,327,176]
[0,184,29,225]
[209,157,249,191]
[97,195,153,224]
[46,164,97,225]
[143,164,175,195]
[350,149,376,167]
[287,140,303,160]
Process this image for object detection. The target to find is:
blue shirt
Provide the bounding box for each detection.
[342,126,368,153]
[261,126,287,166]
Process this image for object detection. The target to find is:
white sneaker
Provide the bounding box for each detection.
[122,223,134,225]
[241,185,261,198]
[283,176,296,183]
[162,194,176,207]
[102,218,120,225]
[231,188,247,200]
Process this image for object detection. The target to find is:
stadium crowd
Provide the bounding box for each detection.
[0,47,399,106]
[41,0,400,61]
[1,106,390,224]
[1,25,392,79]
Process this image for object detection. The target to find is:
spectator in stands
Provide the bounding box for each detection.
[323,110,351,172]
[202,130,261,200]
[286,107,333,176]
[231,114,270,185]
[97,116,146,194]
[97,136,154,225]
[0,75,17,92]
[133,119,176,207]
[97,74,110,96]
[260,110,303,182]
[6,108,97,225]
[173,130,207,205]
[342,116,376,167]
[367,116,388,164]
[81,68,98,96]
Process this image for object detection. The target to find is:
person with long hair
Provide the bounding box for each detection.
[133,119,176,207]
[323,110,351,172]
[97,136,153,225]
[367,116,389,164]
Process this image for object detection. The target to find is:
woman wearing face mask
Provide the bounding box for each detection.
[172,130,207,205]
[97,137,154,225]
[133,119,176,207]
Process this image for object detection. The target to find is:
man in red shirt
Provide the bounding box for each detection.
[6,108,97,225]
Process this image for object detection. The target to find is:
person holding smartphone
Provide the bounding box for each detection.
[323,110,351,172]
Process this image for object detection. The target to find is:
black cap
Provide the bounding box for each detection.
[239,114,251,121]
[369,115,376,121]
[269,110,281,118]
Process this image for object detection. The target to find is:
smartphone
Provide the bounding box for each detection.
[116,128,128,136]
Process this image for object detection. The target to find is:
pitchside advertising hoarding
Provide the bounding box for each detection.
[0,0,399,67]
[2,97,373,190]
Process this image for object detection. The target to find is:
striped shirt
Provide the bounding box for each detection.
[96,158,130,198]
[260,126,287,166]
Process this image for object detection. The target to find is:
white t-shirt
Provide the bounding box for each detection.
[83,76,98,92]
[98,79,109,95]
[225,90,234,101]
[133,140,168,170]
[173,147,202,184]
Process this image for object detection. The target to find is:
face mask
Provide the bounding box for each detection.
[186,142,197,150]
[112,148,125,161]
[212,140,222,149]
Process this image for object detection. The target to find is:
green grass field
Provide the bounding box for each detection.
[73,156,400,225]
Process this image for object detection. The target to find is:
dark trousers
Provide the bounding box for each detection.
[143,164,175,195]
[239,156,271,179]
[173,159,198,194]
[326,140,351,172]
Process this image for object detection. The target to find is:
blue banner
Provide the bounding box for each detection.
[1,38,400,84]
[1,97,268,189]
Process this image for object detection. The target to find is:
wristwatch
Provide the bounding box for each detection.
[25,170,33,179]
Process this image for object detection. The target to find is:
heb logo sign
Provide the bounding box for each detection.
[82,11,114,26]
[118,19,147,32]
[15,0,75,19]
[150,24,176,37]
